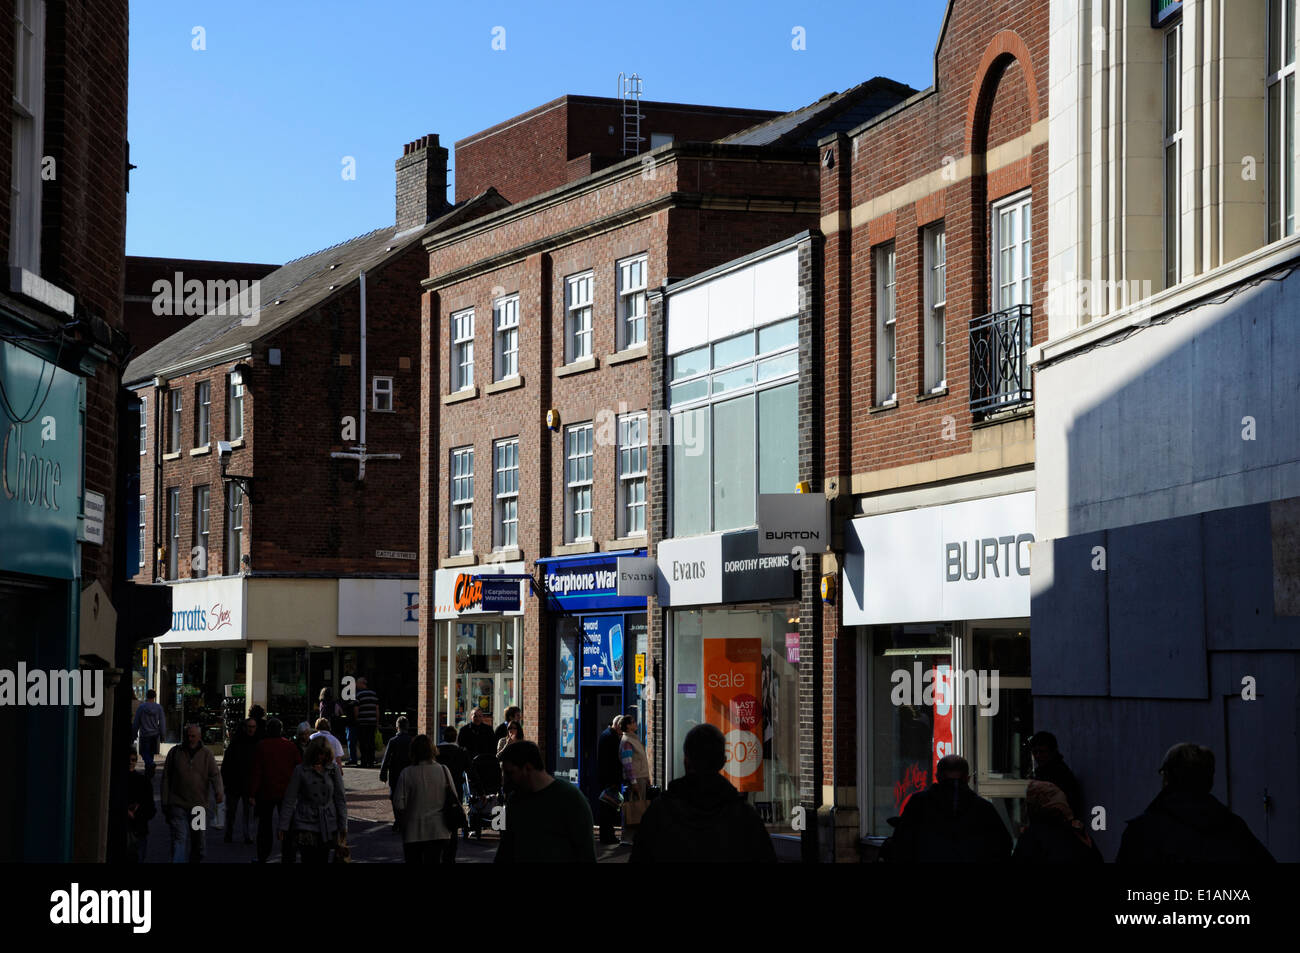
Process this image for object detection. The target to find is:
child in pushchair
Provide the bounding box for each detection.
[465,753,503,839]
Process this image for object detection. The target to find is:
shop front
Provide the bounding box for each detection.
[432,561,527,734]
[842,489,1035,842]
[154,575,247,746]
[536,551,647,790]
[657,529,803,831]
[334,578,421,733]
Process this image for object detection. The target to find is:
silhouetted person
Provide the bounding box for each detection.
[132,689,165,781]
[596,715,624,844]
[495,742,596,863]
[379,716,416,832]
[436,726,470,851]
[1117,743,1274,863]
[1013,780,1103,863]
[885,755,1011,862]
[457,707,497,759]
[630,723,776,863]
[496,706,522,742]
[1029,731,1084,820]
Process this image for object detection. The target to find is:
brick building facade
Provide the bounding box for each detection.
[817,0,1048,859]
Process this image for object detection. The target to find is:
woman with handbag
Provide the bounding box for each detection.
[393,734,461,864]
[618,714,650,846]
[277,736,348,863]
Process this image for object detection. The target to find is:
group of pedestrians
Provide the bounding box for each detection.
[317,678,381,768]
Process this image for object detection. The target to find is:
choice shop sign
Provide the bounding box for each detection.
[842,491,1035,625]
[537,550,648,611]
[0,341,82,579]
[657,530,795,607]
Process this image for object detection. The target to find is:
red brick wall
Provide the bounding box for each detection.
[819,0,1048,793]
[125,258,277,358]
[453,96,779,205]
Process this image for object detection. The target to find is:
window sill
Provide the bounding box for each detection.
[371,407,396,414]
[229,438,246,449]
[916,387,949,403]
[441,553,477,568]
[162,451,182,461]
[442,387,479,406]
[867,400,898,415]
[492,546,522,560]
[10,267,75,317]
[556,356,599,378]
[485,375,524,394]
[604,535,647,550]
[189,446,211,457]
[553,540,597,556]
[607,345,648,366]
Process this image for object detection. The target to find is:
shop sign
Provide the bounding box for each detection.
[81,489,105,545]
[634,653,645,684]
[757,493,829,554]
[658,530,796,606]
[616,556,657,597]
[160,577,245,642]
[337,579,419,636]
[433,561,526,619]
[540,552,648,610]
[703,637,763,792]
[842,491,1035,625]
[0,341,82,579]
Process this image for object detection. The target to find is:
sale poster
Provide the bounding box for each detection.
[931,664,953,782]
[703,637,763,793]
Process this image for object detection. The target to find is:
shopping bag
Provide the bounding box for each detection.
[212,800,226,829]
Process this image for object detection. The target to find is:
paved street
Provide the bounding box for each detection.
[138,757,631,863]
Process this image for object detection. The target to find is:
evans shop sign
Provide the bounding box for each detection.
[161,578,245,642]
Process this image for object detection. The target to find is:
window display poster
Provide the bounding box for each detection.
[932,664,954,783]
[580,615,623,686]
[559,639,576,695]
[703,637,764,793]
[560,700,576,758]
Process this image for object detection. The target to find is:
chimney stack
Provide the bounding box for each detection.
[395,133,450,230]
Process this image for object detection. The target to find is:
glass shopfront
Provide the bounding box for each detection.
[157,645,245,745]
[433,617,521,732]
[669,603,802,831]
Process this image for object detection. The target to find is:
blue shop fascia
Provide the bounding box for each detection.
[536,549,648,794]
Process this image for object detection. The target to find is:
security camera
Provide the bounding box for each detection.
[217,441,233,459]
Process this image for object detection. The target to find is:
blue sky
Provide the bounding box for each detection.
[127,0,950,263]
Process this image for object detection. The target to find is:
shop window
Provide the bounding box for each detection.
[670,606,802,830]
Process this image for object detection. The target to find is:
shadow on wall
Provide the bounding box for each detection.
[1030,258,1300,861]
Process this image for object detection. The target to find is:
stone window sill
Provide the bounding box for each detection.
[485,375,524,394]
[443,386,479,405]
[552,540,597,556]
[441,553,476,568]
[190,445,211,456]
[556,356,599,378]
[604,535,647,550]
[867,400,898,415]
[162,451,182,461]
[492,546,522,560]
[607,346,648,366]
[916,387,949,403]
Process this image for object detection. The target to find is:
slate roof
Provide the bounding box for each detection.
[124,193,504,384]
[718,77,915,149]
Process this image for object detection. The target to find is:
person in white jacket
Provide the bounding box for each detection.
[394,734,461,863]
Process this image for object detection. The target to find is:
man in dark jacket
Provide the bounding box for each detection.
[496,706,522,741]
[1117,743,1274,863]
[379,716,416,832]
[596,715,624,844]
[885,755,1011,862]
[457,707,497,759]
[1029,731,1085,820]
[630,723,775,863]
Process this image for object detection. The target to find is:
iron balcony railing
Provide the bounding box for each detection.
[969,303,1032,415]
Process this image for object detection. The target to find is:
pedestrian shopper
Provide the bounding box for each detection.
[294,721,314,759]
[1012,780,1103,863]
[1029,731,1085,820]
[126,749,156,863]
[393,734,460,863]
[618,713,650,846]
[596,715,624,845]
[883,755,1011,862]
[495,720,524,759]
[354,676,381,768]
[132,689,165,782]
[630,723,775,863]
[310,717,347,768]
[380,716,416,832]
[249,704,268,741]
[278,736,348,864]
[250,718,302,863]
[437,725,470,849]
[495,706,522,741]
[220,717,258,845]
[1117,743,1274,863]
[457,707,497,759]
[161,723,225,863]
[494,742,596,863]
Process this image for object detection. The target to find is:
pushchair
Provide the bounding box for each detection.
[466,753,503,839]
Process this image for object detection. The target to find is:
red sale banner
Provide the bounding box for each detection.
[703,638,763,793]
[932,664,954,782]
